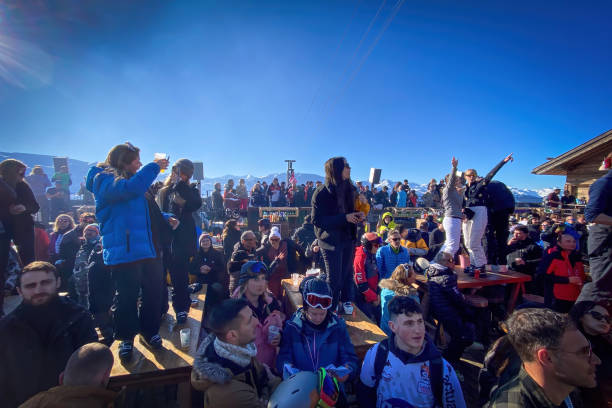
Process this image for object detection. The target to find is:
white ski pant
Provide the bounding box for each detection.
[462,205,488,267]
[441,216,462,256]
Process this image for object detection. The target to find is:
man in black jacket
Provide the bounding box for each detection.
[485,180,515,265]
[227,231,258,294]
[291,214,316,253]
[0,261,97,408]
[506,225,543,295]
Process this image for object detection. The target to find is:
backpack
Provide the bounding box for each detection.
[373,339,444,407]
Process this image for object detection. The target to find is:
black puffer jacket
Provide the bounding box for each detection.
[311,182,357,251]
[0,296,97,408]
[425,264,470,320]
[159,180,202,259]
[291,222,316,253]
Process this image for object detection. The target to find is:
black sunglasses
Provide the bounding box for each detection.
[390,238,401,242]
[589,310,611,323]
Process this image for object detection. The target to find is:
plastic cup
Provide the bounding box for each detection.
[291,273,300,288]
[179,328,191,349]
[154,153,168,173]
[268,325,280,344]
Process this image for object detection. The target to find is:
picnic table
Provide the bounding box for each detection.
[281,278,386,360]
[108,290,207,407]
[415,268,532,313]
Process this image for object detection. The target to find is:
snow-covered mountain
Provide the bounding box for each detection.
[0,152,558,204]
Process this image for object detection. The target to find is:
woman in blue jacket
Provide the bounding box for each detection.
[87,142,169,361]
[276,276,357,407]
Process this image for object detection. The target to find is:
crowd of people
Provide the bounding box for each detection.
[0,146,610,408]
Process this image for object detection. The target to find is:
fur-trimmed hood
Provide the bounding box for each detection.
[191,334,233,391]
[378,278,418,297]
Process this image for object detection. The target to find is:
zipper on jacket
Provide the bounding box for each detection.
[126,229,131,252]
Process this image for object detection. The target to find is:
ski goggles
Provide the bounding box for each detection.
[317,367,339,408]
[305,293,333,310]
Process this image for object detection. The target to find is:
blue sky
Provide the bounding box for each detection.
[0,0,610,189]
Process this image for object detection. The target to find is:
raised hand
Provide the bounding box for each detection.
[452,157,458,168]
[504,153,514,163]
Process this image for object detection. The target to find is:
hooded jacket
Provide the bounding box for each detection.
[359,335,466,408]
[378,278,420,337]
[291,222,316,253]
[86,163,160,266]
[276,308,358,379]
[377,212,397,236]
[191,334,280,408]
[0,296,98,408]
[425,264,470,320]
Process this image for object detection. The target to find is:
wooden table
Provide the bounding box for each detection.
[416,269,532,313]
[108,290,206,407]
[281,279,387,360]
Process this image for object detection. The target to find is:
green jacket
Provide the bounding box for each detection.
[488,367,582,408]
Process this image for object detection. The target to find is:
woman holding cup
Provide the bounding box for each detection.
[230,261,285,369]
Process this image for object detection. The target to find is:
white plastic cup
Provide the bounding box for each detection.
[154,153,169,173]
[291,273,300,287]
[179,328,191,349]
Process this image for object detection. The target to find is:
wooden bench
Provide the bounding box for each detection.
[281,279,387,360]
[108,290,207,407]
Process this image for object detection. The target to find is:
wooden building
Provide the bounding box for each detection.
[532,129,612,200]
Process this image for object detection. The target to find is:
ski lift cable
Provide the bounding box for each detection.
[302,0,363,123]
[324,0,406,117]
[318,0,388,115]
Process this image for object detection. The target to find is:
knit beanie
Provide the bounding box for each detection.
[300,275,332,302]
[83,223,100,235]
[269,226,281,240]
[238,261,269,287]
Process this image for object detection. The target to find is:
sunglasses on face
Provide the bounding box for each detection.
[390,238,401,242]
[589,310,611,323]
[305,293,333,310]
[269,238,280,242]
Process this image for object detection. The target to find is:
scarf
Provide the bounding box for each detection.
[213,337,258,367]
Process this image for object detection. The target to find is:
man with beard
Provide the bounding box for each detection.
[0,261,97,407]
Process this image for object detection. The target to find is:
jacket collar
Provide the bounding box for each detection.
[388,334,441,365]
[517,367,570,408]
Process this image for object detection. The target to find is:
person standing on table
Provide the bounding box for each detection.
[276,275,358,407]
[157,158,202,325]
[440,158,465,260]
[311,156,363,314]
[230,261,285,369]
[577,151,612,305]
[462,153,513,276]
[87,142,169,362]
[256,226,307,299]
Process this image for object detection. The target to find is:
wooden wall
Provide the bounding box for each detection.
[565,159,606,200]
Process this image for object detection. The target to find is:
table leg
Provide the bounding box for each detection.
[507,283,523,313]
[178,380,192,408]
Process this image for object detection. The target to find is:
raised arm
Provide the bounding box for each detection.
[483,153,513,183]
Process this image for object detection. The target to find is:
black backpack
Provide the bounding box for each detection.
[373,339,444,408]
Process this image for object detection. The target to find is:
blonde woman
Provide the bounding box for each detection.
[378,263,419,336]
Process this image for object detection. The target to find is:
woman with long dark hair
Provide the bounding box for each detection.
[311,157,363,313]
[157,159,202,324]
[87,142,169,361]
[0,159,39,316]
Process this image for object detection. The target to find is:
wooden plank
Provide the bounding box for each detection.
[109,290,206,385]
[281,279,386,359]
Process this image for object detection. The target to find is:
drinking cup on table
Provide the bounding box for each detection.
[291,273,300,288]
[179,328,191,349]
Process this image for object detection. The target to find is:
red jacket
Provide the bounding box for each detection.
[353,246,379,303]
[538,245,585,302]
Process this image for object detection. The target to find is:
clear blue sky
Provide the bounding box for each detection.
[0,0,610,189]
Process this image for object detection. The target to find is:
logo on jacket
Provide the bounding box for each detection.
[417,363,432,394]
